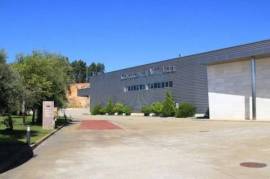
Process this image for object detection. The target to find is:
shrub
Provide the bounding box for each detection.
[151,102,163,116]
[92,101,132,116]
[175,102,196,118]
[123,105,132,115]
[113,102,125,114]
[91,104,103,115]
[161,92,176,117]
[141,105,152,116]
[105,99,114,115]
[99,107,107,115]
[55,115,72,127]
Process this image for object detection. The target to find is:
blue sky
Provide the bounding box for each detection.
[1,0,270,72]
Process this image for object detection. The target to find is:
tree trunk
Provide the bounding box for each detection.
[32,109,36,124]
[22,100,26,124]
[37,107,43,125]
[23,113,26,125]
[7,115,13,131]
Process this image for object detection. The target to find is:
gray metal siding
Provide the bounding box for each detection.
[83,39,270,114]
[88,58,208,113]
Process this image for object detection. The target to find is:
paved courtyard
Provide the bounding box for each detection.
[2,115,270,179]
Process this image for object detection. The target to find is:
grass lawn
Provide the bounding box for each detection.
[0,115,52,144]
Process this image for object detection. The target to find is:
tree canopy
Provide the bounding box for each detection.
[0,49,7,64]
[70,60,105,83]
[70,60,87,83]
[13,51,72,123]
[88,62,105,77]
[0,51,22,115]
[0,49,105,124]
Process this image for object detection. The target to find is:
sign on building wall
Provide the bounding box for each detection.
[120,65,176,80]
[42,101,55,129]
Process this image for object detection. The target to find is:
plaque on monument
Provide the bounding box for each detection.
[42,101,55,129]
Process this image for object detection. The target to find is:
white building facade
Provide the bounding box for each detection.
[208,56,270,120]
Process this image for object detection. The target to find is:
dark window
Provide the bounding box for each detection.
[161,82,165,88]
[125,81,172,92]
[169,81,173,87]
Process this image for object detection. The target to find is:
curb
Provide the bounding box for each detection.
[31,125,65,150]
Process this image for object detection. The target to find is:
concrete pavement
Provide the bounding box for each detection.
[2,115,270,178]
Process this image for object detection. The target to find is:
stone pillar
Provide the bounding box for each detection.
[42,101,55,129]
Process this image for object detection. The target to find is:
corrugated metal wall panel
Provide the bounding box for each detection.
[81,40,270,114]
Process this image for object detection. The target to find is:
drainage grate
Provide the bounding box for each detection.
[240,162,267,168]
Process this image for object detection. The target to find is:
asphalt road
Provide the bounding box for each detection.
[2,114,270,179]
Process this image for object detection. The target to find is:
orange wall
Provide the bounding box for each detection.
[67,83,90,108]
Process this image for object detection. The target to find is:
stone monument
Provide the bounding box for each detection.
[42,101,55,129]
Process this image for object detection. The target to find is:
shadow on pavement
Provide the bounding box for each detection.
[0,129,39,141]
[0,140,33,174]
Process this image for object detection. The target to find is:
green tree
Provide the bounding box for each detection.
[96,63,105,73]
[71,60,87,83]
[13,51,71,124]
[88,62,105,77]
[0,49,7,63]
[47,54,72,108]
[0,51,22,130]
[0,62,22,115]
[161,92,176,117]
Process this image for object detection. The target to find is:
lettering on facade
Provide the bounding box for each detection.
[120,65,176,80]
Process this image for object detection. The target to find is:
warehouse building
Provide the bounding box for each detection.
[79,39,270,120]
